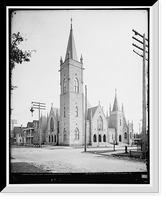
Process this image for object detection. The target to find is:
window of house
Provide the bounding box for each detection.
[75,127,79,140]
[74,78,79,93]
[75,106,78,117]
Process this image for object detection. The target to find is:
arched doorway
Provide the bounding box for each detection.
[99,134,102,142]
[103,134,106,142]
[119,135,122,142]
[93,134,97,142]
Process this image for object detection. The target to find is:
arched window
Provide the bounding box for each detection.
[97,116,103,131]
[74,78,79,93]
[99,134,102,142]
[52,135,54,143]
[75,106,78,117]
[75,127,79,140]
[50,117,54,132]
[103,134,106,142]
[130,132,132,139]
[63,78,67,94]
[49,135,51,143]
[64,107,66,117]
[119,135,122,142]
[93,134,97,142]
[64,128,67,141]
[54,135,56,143]
[124,132,127,139]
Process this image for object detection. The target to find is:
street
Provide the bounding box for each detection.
[11,145,146,173]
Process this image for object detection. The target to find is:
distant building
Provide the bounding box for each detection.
[22,122,34,145]
[12,126,24,145]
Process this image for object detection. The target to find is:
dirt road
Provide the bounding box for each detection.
[11,145,146,173]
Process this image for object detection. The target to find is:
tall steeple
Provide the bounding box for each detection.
[112,88,119,111]
[65,18,78,61]
[122,103,124,112]
[109,103,111,116]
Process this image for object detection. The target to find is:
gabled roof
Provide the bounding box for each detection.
[13,127,22,133]
[49,106,60,120]
[87,106,98,120]
[53,107,60,116]
[65,24,78,61]
[13,126,23,137]
[27,122,33,128]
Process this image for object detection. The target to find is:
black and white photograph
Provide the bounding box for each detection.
[3,4,159,193]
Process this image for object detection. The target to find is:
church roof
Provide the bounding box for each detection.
[50,106,60,120]
[53,107,60,118]
[65,21,78,61]
[87,106,98,120]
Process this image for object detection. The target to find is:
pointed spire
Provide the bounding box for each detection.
[60,56,63,65]
[122,103,124,112]
[70,18,73,30]
[112,88,119,111]
[90,108,92,120]
[80,54,83,63]
[109,103,111,116]
[65,19,78,61]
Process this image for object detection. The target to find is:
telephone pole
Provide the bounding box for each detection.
[84,85,87,152]
[132,29,148,158]
[30,101,46,147]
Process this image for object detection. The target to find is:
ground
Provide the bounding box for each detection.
[10,145,146,173]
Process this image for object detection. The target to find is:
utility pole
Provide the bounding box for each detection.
[132,29,148,158]
[30,101,46,147]
[84,85,87,152]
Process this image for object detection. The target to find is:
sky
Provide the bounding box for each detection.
[10,9,148,133]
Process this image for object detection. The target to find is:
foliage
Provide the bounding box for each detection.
[10,32,36,90]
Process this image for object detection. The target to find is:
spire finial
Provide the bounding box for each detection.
[70,18,72,30]
[115,88,117,97]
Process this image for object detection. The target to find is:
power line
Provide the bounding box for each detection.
[132,29,148,159]
[11,107,30,116]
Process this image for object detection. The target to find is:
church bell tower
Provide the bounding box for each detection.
[59,20,84,146]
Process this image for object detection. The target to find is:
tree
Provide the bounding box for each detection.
[10,31,36,90]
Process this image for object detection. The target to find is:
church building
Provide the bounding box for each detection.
[39,20,134,147]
